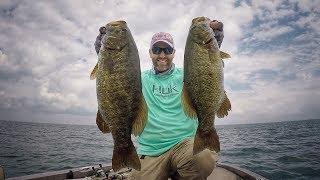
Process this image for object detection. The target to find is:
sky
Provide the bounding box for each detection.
[0,0,319,125]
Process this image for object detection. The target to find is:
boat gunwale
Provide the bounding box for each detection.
[216,163,267,180]
[5,163,267,180]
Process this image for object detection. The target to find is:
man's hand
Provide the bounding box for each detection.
[210,20,223,31]
[99,26,107,34]
[95,26,107,54]
[209,20,224,48]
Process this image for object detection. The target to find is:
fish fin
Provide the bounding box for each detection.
[220,51,231,59]
[90,63,98,80]
[193,128,220,155]
[96,110,110,133]
[132,96,148,136]
[217,91,232,118]
[181,84,197,119]
[112,141,141,171]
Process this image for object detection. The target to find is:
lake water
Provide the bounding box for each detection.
[0,119,319,179]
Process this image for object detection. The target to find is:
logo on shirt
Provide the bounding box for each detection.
[152,84,179,96]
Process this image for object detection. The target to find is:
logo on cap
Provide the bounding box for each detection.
[151,32,174,48]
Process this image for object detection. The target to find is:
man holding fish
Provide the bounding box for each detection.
[93,17,231,180]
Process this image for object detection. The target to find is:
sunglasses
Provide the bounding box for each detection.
[152,46,174,55]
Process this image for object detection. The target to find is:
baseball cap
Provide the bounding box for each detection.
[150,32,174,49]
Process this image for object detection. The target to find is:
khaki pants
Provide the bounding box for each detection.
[129,138,218,180]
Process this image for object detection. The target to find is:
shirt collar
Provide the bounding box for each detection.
[151,63,175,76]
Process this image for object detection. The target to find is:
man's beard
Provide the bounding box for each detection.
[153,58,171,73]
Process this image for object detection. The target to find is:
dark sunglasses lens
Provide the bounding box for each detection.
[164,47,173,54]
[152,46,173,55]
[152,47,161,54]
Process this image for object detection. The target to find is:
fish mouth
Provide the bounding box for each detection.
[107,35,119,39]
[106,44,127,51]
[203,38,213,45]
[193,36,212,46]
[103,36,128,51]
[105,44,127,51]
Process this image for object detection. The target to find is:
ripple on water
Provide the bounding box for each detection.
[276,155,306,163]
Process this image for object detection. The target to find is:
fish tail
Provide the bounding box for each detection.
[112,140,141,171]
[193,128,220,155]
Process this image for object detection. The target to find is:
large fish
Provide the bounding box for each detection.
[182,17,231,155]
[90,20,147,171]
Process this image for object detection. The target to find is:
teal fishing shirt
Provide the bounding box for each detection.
[137,65,198,156]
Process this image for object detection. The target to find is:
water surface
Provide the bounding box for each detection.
[0,119,319,179]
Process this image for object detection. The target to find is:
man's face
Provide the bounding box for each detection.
[149,42,175,73]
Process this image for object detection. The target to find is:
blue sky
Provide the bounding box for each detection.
[0,0,319,125]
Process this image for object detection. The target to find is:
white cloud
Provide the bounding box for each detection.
[294,13,320,32]
[292,0,320,13]
[253,25,294,41]
[0,0,319,125]
[251,0,283,10]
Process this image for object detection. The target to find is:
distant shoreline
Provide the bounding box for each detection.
[0,118,318,127]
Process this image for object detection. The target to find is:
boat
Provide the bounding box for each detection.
[1,163,267,180]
